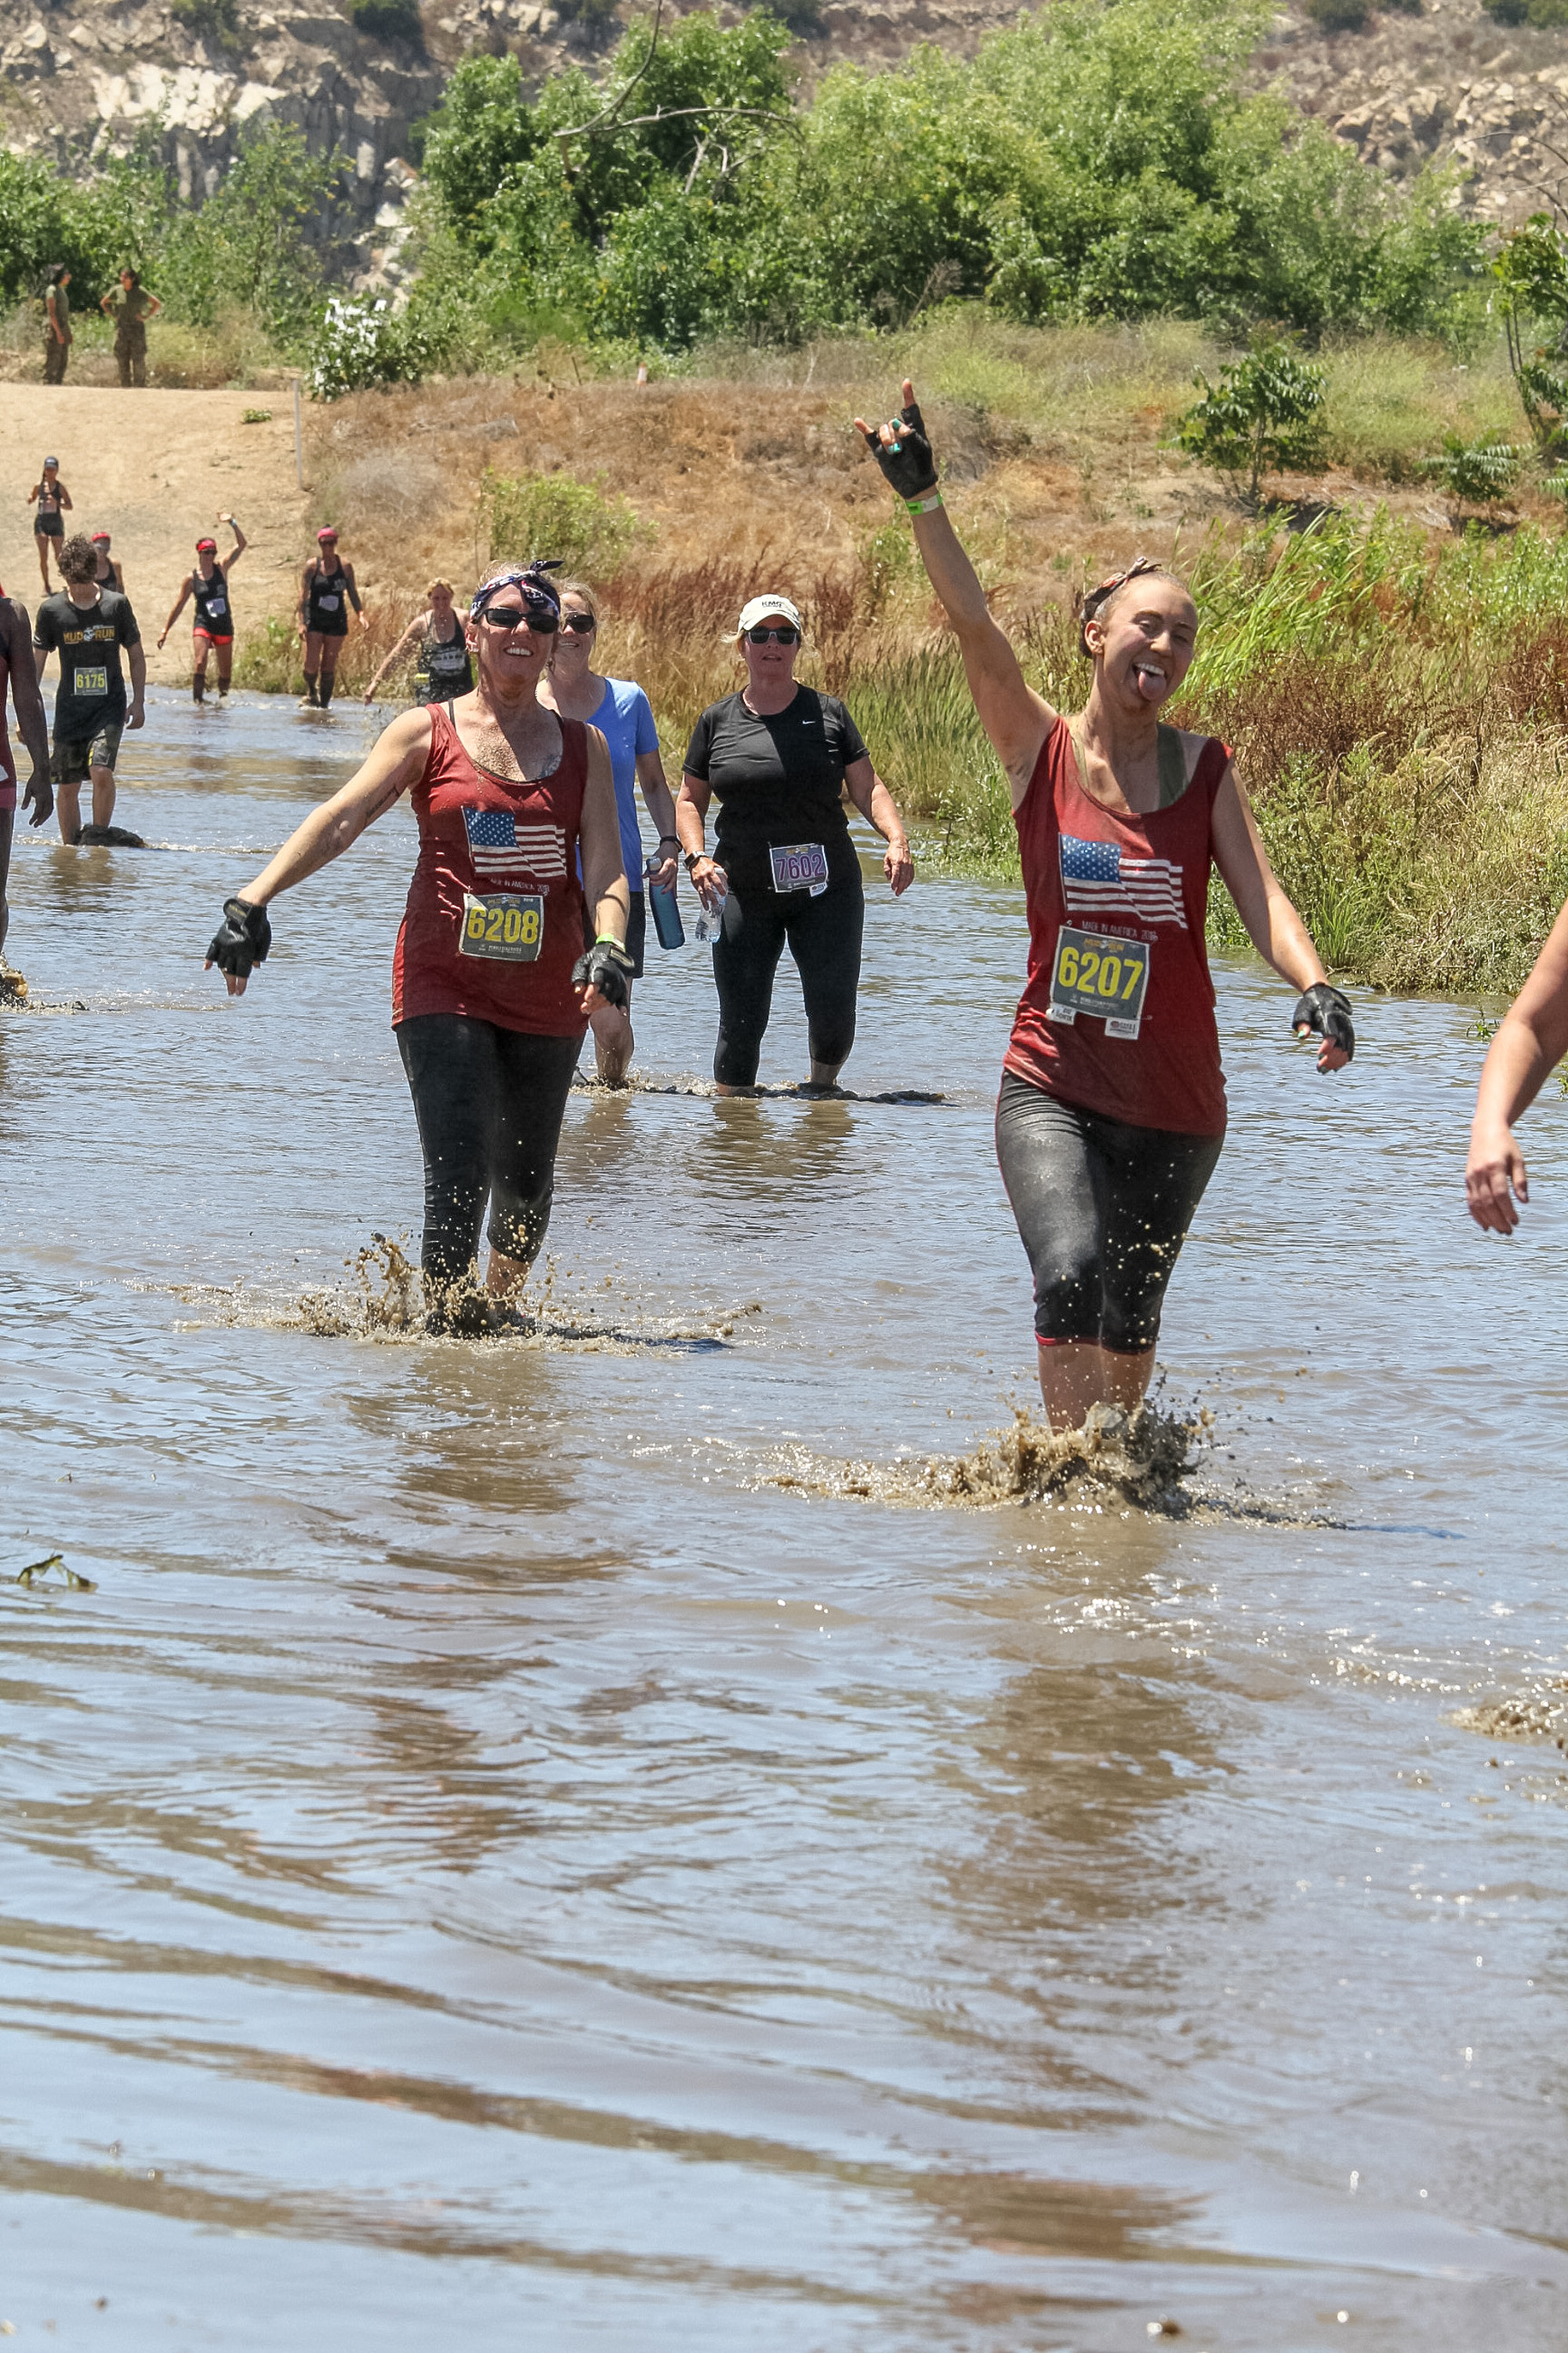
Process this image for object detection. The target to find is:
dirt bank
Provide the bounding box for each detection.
[0,385,309,686]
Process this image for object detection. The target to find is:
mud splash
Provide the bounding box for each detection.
[1453,1678,1568,1748]
[166,1236,758,1353]
[762,1400,1210,1515]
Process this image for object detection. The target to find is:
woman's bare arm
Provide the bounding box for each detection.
[1466,896,1568,1232]
[581,724,631,945]
[1210,767,1347,1073]
[234,708,432,908]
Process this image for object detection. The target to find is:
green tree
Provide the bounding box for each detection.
[1178,341,1328,501]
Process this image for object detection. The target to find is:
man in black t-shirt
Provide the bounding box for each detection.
[34,534,146,846]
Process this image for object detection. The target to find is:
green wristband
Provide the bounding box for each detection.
[906,491,943,515]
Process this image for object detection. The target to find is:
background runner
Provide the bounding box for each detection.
[34,534,146,846]
[158,516,247,702]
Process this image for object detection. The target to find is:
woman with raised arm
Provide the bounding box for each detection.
[854,380,1355,1430]
[203,560,632,1335]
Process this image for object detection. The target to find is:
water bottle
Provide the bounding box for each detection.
[692,870,728,945]
[645,853,684,949]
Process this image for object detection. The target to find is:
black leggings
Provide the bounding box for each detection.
[712,866,863,1087]
[994,1073,1223,1353]
[396,1014,581,1287]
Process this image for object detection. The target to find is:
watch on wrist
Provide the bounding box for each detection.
[684,849,706,871]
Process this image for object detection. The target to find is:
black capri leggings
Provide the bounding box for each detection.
[396,1014,581,1289]
[994,1073,1223,1354]
[712,866,863,1088]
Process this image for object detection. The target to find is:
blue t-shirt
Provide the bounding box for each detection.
[591,676,661,886]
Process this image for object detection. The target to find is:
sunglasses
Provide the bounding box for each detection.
[481,605,558,634]
[560,612,597,634]
[745,625,799,645]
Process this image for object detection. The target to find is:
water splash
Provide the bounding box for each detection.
[763,1400,1211,1515]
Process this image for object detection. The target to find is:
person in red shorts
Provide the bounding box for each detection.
[157,515,246,702]
[857,380,1356,1430]
[0,589,52,988]
[203,559,631,1335]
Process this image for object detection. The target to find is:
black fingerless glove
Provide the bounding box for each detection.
[862,394,938,502]
[571,938,634,1009]
[1291,981,1354,1061]
[207,896,272,980]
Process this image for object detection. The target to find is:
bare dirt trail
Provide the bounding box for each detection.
[0,386,311,688]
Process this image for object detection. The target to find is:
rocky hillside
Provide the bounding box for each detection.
[4,0,1568,298]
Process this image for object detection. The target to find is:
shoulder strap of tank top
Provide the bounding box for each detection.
[1156,724,1189,809]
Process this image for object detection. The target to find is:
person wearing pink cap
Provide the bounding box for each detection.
[296,526,367,710]
[90,531,125,596]
[158,515,247,702]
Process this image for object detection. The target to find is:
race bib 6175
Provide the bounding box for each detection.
[73,665,108,696]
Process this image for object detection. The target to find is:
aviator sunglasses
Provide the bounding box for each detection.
[744,624,800,645]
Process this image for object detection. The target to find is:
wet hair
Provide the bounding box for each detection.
[60,535,99,585]
[555,577,599,623]
[1075,556,1191,658]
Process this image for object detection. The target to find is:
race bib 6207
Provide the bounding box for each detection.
[458,890,543,962]
[769,840,829,895]
[1047,926,1150,1040]
[73,665,108,697]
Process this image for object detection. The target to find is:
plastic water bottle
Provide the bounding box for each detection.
[692,871,728,945]
[645,854,684,949]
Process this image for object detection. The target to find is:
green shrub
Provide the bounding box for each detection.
[1484,0,1568,24]
[1177,341,1328,499]
[481,468,644,573]
[346,0,424,34]
[169,0,241,39]
[1425,431,1528,504]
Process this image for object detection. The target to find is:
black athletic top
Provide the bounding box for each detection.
[192,566,233,635]
[416,615,472,704]
[306,560,351,631]
[683,688,868,892]
[34,588,140,740]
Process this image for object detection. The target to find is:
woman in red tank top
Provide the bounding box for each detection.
[203,561,633,1334]
[857,380,1357,1431]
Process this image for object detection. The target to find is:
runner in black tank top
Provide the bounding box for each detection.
[364,579,473,708]
[28,461,71,593]
[297,526,366,711]
[157,514,247,702]
[90,532,125,596]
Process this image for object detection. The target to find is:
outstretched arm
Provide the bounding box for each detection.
[1466,896,1568,1233]
[365,615,427,700]
[221,514,247,571]
[207,709,433,997]
[853,378,1054,802]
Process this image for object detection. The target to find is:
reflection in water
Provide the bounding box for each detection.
[2,691,1568,2344]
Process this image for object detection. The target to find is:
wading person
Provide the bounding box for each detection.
[42,266,70,388]
[1465,900,1568,1234]
[855,380,1354,1431]
[297,526,367,709]
[101,268,161,389]
[675,593,913,1095]
[204,561,631,1335]
[33,533,146,847]
[27,457,71,593]
[157,515,247,702]
[364,580,473,708]
[0,590,54,988]
[90,530,125,596]
[540,578,679,1085]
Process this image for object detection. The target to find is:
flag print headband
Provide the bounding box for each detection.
[469,560,564,622]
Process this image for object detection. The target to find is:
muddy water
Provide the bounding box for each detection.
[3,688,1568,2351]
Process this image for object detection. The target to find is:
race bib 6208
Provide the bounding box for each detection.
[458,890,543,962]
[1047,925,1150,1040]
[73,665,109,697]
[769,840,829,895]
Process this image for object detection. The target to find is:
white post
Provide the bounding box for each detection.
[293,376,303,491]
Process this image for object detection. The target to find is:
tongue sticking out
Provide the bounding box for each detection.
[1133,662,1166,704]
